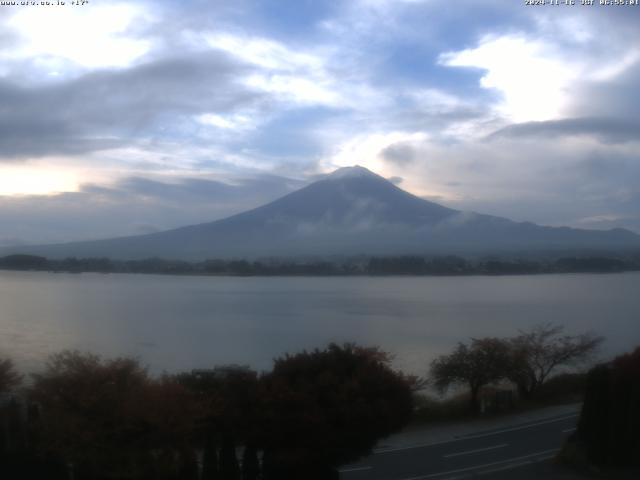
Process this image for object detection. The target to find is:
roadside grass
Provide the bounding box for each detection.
[411,372,587,426]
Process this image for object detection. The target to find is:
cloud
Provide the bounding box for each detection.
[567,62,640,120]
[488,117,640,144]
[380,143,418,166]
[371,134,640,233]
[439,18,640,123]
[0,165,78,195]
[439,35,579,122]
[323,131,428,174]
[206,32,341,107]
[0,0,639,242]
[0,52,261,160]
[5,3,153,70]
[0,173,303,246]
[109,174,305,204]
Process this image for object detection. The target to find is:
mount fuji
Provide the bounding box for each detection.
[3,166,639,260]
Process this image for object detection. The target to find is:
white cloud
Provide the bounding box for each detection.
[440,24,640,124]
[205,33,342,107]
[5,3,152,71]
[590,50,640,82]
[440,35,577,122]
[205,33,324,72]
[245,73,339,106]
[197,113,254,131]
[0,164,78,196]
[323,131,429,174]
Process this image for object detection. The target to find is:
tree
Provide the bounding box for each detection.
[29,351,200,479]
[241,444,260,480]
[219,434,240,480]
[572,346,640,467]
[506,323,603,399]
[201,435,220,479]
[29,351,150,478]
[0,357,22,394]
[259,343,413,479]
[430,338,511,413]
[176,365,259,480]
[0,254,48,270]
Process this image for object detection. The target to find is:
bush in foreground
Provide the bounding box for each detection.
[2,344,413,480]
[259,343,414,479]
[29,351,201,479]
[561,346,640,471]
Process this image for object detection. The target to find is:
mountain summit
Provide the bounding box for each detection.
[3,166,639,260]
[239,165,455,229]
[324,165,380,180]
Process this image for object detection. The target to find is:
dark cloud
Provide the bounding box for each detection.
[92,174,305,204]
[380,142,417,166]
[393,104,488,131]
[487,117,640,144]
[382,127,640,233]
[113,177,241,202]
[568,62,640,120]
[0,173,303,246]
[0,52,262,160]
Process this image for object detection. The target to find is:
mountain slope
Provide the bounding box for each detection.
[3,166,639,260]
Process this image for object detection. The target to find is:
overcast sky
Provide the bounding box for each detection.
[1,0,639,245]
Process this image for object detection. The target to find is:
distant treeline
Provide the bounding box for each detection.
[0,253,639,276]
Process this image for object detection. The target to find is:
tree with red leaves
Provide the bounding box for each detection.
[259,343,414,480]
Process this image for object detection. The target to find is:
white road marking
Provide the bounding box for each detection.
[398,448,559,480]
[459,414,579,440]
[338,466,372,473]
[443,443,508,458]
[562,427,576,433]
[472,452,558,478]
[374,413,578,454]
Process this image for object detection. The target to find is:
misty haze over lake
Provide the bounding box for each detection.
[2,271,638,375]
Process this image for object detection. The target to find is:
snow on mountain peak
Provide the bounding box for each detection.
[325,165,380,180]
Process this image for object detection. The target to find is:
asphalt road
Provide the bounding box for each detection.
[339,412,579,480]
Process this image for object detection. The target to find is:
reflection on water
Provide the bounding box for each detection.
[1,271,639,375]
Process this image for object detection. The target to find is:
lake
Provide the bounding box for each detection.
[1,271,639,376]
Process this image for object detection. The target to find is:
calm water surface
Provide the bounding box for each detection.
[1,271,639,375]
